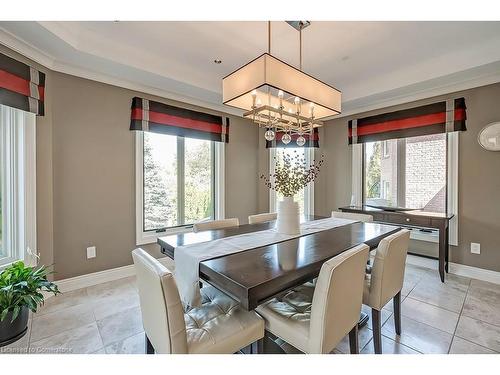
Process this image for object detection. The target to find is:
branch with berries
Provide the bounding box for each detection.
[260,151,324,197]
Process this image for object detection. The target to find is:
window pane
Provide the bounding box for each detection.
[274,148,306,215]
[364,140,398,207]
[143,133,177,231]
[405,134,446,212]
[184,138,214,224]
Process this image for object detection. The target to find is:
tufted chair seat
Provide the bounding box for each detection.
[256,244,370,354]
[132,248,264,354]
[184,285,264,354]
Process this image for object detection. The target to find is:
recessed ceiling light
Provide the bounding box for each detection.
[214,59,222,64]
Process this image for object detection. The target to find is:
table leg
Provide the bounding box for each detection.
[445,225,449,273]
[438,225,446,282]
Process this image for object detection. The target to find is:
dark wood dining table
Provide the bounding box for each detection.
[158,216,401,311]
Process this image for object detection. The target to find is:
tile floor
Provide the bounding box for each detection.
[1,260,499,354]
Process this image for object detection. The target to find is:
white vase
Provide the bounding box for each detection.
[276,196,300,235]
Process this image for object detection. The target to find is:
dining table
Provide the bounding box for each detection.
[157,215,402,311]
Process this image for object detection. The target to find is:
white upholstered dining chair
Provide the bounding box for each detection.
[331,210,374,222]
[363,229,410,354]
[132,248,264,354]
[193,218,239,233]
[248,212,277,224]
[255,244,370,354]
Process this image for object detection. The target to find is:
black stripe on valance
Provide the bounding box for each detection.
[130,97,229,143]
[348,97,466,144]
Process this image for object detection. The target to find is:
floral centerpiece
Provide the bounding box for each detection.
[261,151,324,234]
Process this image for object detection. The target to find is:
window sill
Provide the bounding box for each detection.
[136,226,194,246]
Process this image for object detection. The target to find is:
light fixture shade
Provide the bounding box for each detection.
[223,53,341,119]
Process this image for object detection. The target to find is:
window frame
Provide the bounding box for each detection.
[269,147,315,216]
[0,105,37,270]
[353,134,458,245]
[135,131,225,245]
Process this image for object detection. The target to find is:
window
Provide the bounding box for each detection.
[363,134,447,212]
[0,105,37,269]
[269,147,314,216]
[136,131,224,244]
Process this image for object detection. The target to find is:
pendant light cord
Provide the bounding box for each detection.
[268,21,271,54]
[299,27,302,71]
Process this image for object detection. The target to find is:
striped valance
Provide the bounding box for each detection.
[130,97,229,143]
[348,98,467,144]
[266,128,319,148]
[0,52,45,116]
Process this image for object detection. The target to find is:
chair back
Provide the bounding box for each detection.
[132,248,188,354]
[248,212,277,224]
[193,218,239,233]
[308,244,369,353]
[366,229,410,309]
[332,211,373,223]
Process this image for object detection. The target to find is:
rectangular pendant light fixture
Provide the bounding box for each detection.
[222,53,341,119]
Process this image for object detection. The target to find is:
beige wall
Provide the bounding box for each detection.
[319,83,500,272]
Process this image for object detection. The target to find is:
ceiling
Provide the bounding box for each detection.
[1,21,500,116]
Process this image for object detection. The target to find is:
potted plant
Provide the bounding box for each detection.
[261,151,324,235]
[0,261,59,347]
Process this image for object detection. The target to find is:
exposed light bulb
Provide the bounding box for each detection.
[294,97,300,105]
[256,98,262,107]
[278,90,284,98]
[251,90,257,97]
[309,102,315,109]
[265,129,275,141]
[296,135,306,147]
[281,133,292,145]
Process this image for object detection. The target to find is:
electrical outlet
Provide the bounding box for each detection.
[471,242,481,255]
[86,246,96,259]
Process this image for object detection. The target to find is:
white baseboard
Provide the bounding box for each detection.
[406,254,500,285]
[449,262,500,285]
[47,257,174,297]
[54,264,136,293]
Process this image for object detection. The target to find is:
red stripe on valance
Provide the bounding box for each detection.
[131,108,223,134]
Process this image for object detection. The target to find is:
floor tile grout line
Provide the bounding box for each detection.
[404,295,463,316]
[453,334,500,354]
[447,277,471,354]
[394,310,456,337]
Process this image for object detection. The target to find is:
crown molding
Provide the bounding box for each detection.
[0,27,55,68]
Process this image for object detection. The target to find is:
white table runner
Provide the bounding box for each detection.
[174,217,357,307]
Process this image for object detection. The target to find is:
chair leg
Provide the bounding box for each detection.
[393,291,402,336]
[251,338,264,354]
[145,334,155,354]
[348,325,359,354]
[371,309,382,354]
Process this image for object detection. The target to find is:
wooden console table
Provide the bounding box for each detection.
[339,206,454,282]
